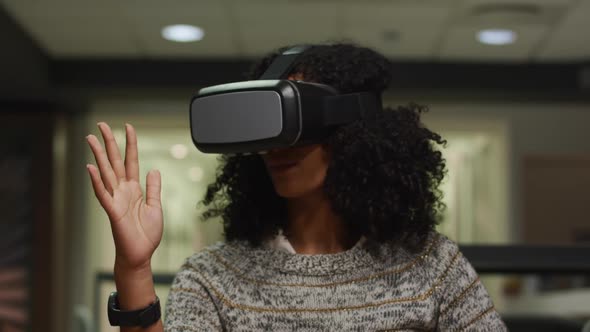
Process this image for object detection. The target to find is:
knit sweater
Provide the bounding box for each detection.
[164,232,507,331]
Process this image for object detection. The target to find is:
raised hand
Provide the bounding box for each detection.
[86,122,163,271]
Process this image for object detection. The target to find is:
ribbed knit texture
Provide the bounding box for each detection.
[164,232,507,331]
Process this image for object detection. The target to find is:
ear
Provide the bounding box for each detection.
[320,143,333,162]
[287,73,306,81]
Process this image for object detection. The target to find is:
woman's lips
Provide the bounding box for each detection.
[267,162,299,173]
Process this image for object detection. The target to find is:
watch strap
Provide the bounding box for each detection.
[108,292,161,328]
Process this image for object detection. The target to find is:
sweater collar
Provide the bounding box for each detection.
[229,234,376,276]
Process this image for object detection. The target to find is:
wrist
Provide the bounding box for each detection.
[114,253,152,273]
[114,259,152,278]
[113,260,156,311]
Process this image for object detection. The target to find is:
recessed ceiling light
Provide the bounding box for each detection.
[477,29,517,45]
[170,144,188,159]
[161,24,204,43]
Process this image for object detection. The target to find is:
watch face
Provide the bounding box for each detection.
[107,292,120,326]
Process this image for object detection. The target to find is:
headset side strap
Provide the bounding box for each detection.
[323,93,381,126]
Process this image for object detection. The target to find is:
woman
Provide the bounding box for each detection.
[86,44,507,331]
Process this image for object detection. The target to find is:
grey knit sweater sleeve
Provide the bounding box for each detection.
[435,249,505,331]
[164,265,223,331]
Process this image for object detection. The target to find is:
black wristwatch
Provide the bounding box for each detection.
[107,292,161,328]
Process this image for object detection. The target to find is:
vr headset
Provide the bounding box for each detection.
[189,46,383,154]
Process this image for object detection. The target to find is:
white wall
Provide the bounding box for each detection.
[386,96,590,243]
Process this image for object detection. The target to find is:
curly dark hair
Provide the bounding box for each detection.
[202,43,447,253]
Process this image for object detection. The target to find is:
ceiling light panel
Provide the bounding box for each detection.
[438,0,572,61]
[535,0,590,61]
[0,0,140,57]
[234,3,339,57]
[477,29,517,45]
[439,24,548,61]
[341,3,452,59]
[121,1,237,58]
[162,25,204,43]
[458,0,572,25]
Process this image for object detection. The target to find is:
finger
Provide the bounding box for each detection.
[86,164,113,212]
[124,123,140,183]
[98,122,126,181]
[86,134,118,194]
[145,170,162,209]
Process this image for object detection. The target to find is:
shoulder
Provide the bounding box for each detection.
[425,231,464,268]
[404,231,462,266]
[174,241,253,283]
[419,232,477,281]
[360,232,465,285]
[382,231,462,271]
[165,246,231,331]
[424,234,507,329]
[386,232,475,288]
[183,241,230,269]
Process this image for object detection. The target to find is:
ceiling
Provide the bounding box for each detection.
[1,0,589,62]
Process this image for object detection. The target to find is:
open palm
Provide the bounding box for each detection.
[86,123,163,270]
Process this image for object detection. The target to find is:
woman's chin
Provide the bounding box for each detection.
[273,185,308,198]
[271,180,324,199]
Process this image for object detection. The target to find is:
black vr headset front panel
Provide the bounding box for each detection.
[190,80,302,154]
[193,91,283,143]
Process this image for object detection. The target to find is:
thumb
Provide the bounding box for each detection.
[145,170,162,209]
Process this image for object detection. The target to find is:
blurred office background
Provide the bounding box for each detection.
[0,0,589,331]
